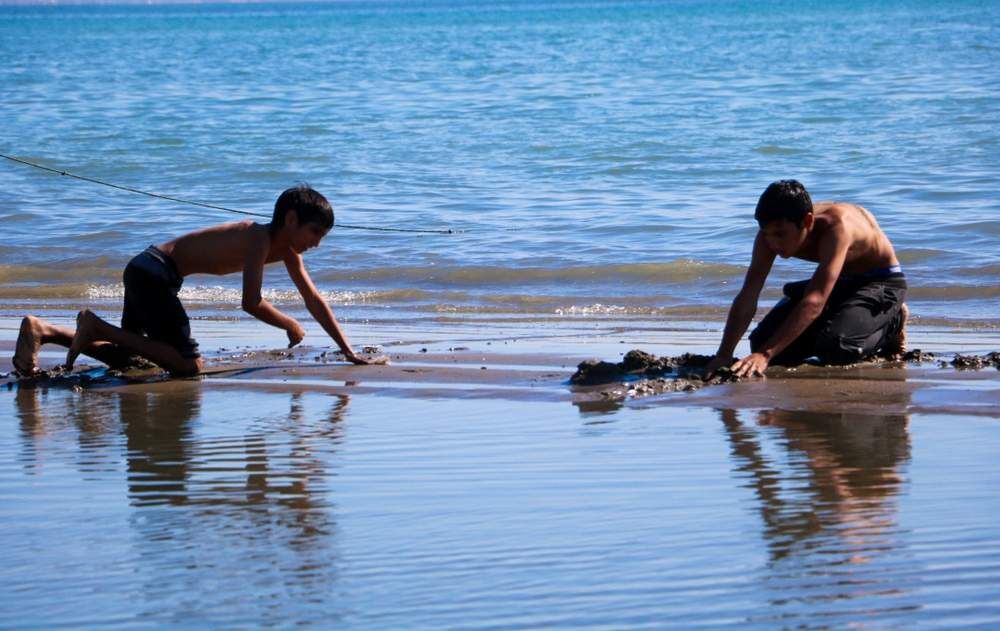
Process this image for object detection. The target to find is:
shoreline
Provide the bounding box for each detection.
[2,315,998,418]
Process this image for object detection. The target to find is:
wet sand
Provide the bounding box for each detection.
[2,315,997,417]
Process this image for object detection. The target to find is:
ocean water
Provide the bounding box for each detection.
[1,0,998,327]
[2,387,999,628]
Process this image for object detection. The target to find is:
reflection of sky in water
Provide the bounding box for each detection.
[2,387,999,628]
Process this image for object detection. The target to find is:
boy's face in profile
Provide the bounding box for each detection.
[760,217,810,259]
[288,220,330,254]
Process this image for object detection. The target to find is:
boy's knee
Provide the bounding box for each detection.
[814,328,864,365]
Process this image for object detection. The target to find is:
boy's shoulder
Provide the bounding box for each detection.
[811,202,858,235]
[813,200,851,218]
[202,218,261,235]
[815,202,882,235]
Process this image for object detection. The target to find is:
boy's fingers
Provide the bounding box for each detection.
[347,354,390,366]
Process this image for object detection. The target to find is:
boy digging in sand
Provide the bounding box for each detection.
[13,185,377,377]
[706,180,908,379]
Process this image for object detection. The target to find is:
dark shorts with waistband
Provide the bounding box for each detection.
[749,271,907,366]
[121,246,200,360]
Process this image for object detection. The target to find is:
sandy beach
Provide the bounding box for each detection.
[4,314,998,415]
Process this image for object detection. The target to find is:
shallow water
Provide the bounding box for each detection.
[1,385,999,628]
[1,0,999,325]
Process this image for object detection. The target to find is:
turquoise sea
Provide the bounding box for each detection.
[1,0,998,326]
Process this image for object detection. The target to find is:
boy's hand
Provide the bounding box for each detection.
[731,352,769,378]
[286,320,305,348]
[344,351,390,366]
[346,353,371,365]
[704,354,735,379]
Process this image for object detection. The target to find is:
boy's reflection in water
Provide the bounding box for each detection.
[720,406,916,614]
[15,383,123,474]
[721,407,910,561]
[14,384,351,614]
[119,386,200,506]
[118,385,348,515]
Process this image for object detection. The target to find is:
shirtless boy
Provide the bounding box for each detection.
[13,185,375,377]
[706,180,908,378]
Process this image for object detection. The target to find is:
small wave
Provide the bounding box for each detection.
[554,303,727,317]
[83,284,388,305]
[797,116,845,124]
[0,264,119,284]
[315,260,746,286]
[431,302,728,317]
[754,145,802,155]
[78,284,480,306]
[896,248,950,264]
[0,283,97,299]
[909,285,1000,300]
[142,137,186,147]
[909,316,1000,329]
[952,220,1000,235]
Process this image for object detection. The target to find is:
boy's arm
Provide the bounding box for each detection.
[707,232,774,373]
[731,224,849,377]
[283,251,369,364]
[241,231,305,347]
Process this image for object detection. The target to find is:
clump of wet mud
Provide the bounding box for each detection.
[900,349,1000,370]
[572,350,718,385]
[7,354,159,385]
[7,363,169,392]
[949,352,1000,370]
[572,350,741,400]
[900,349,936,363]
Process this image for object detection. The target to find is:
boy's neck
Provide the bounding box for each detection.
[265,221,284,241]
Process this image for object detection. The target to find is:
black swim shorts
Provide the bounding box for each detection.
[121,245,200,359]
[750,272,907,366]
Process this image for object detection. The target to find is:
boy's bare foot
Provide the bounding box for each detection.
[882,303,909,359]
[12,316,43,375]
[65,309,104,371]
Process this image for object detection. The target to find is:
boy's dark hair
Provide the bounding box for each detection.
[269,184,334,236]
[754,180,813,228]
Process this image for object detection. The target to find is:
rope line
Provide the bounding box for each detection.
[1,153,456,234]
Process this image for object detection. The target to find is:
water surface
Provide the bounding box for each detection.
[1,0,998,325]
[1,386,999,627]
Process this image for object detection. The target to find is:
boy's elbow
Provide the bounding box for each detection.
[800,295,827,319]
[242,297,262,314]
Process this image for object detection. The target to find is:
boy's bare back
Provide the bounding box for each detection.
[793,202,899,275]
[157,220,284,277]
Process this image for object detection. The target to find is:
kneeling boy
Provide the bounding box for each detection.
[707,180,907,378]
[13,185,375,376]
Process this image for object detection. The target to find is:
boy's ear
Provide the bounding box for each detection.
[283,210,299,229]
[803,212,815,231]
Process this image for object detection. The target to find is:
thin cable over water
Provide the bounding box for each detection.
[1,153,457,234]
